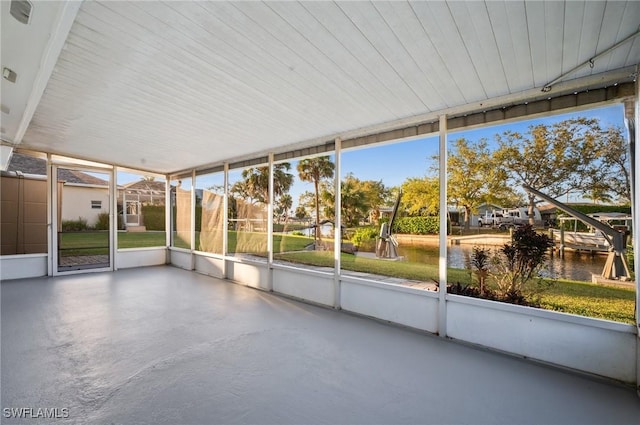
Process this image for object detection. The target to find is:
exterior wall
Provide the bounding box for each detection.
[0,175,47,255]
[61,185,109,226]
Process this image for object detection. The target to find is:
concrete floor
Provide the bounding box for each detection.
[2,266,639,425]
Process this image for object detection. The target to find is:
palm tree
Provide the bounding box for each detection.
[276,193,293,223]
[297,157,334,242]
[234,163,293,204]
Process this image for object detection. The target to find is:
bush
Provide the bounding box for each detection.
[392,216,439,235]
[491,225,554,302]
[61,217,88,232]
[350,226,379,250]
[142,205,165,231]
[94,213,110,230]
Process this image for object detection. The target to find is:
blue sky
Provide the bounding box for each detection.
[117,103,626,209]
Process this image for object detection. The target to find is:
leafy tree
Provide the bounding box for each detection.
[320,174,388,227]
[297,157,335,241]
[495,118,603,224]
[400,177,439,216]
[584,126,631,204]
[360,179,390,224]
[447,138,515,229]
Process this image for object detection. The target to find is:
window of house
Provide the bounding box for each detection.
[91,200,102,209]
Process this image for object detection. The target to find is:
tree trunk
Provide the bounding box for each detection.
[528,194,536,225]
[464,206,471,230]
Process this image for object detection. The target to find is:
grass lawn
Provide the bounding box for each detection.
[539,279,636,324]
[275,251,471,283]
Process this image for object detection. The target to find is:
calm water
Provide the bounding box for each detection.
[398,244,605,282]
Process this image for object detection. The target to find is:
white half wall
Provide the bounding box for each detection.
[0,254,47,280]
[194,254,225,279]
[227,260,268,290]
[446,295,637,383]
[341,278,439,333]
[116,248,167,269]
[169,248,192,271]
[273,266,334,307]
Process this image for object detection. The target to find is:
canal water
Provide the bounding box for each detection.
[398,244,605,282]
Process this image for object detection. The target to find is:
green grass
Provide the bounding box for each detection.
[275,251,471,284]
[119,232,166,248]
[59,232,109,256]
[539,279,635,324]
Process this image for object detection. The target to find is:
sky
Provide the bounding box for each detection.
[115,103,627,209]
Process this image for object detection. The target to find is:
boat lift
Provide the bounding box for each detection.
[523,185,631,281]
[376,190,402,259]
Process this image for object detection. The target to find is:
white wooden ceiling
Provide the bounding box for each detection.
[2,1,639,174]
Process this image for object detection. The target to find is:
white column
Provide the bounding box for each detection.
[334,138,342,309]
[438,115,448,337]
[223,162,229,279]
[110,166,117,271]
[190,169,196,270]
[165,177,171,248]
[267,153,275,291]
[46,154,53,276]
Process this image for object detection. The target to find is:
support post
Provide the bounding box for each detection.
[190,169,196,270]
[438,115,448,337]
[267,153,274,291]
[223,162,229,279]
[165,177,171,263]
[46,154,53,276]
[110,166,116,271]
[334,139,342,309]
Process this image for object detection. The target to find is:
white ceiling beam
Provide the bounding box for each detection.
[13,1,82,144]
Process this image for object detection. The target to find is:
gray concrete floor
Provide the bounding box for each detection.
[2,266,639,425]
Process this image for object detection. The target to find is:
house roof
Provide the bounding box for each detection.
[5,153,109,186]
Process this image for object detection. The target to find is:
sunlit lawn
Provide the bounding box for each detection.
[539,279,636,324]
[59,232,636,324]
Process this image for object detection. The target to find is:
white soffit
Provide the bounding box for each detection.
[7,1,640,174]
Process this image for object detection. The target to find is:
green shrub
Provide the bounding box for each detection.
[393,216,439,235]
[351,226,379,250]
[142,205,165,230]
[61,217,88,232]
[291,231,305,236]
[94,213,110,230]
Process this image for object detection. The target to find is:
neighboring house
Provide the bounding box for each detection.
[4,153,110,227]
[121,179,166,206]
[59,171,109,227]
